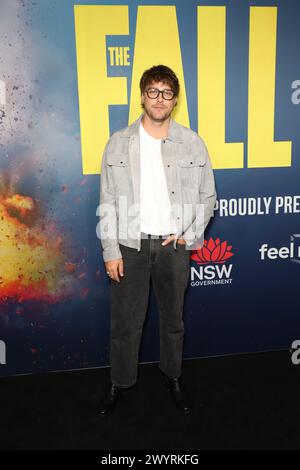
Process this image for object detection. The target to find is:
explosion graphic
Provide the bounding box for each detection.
[0,175,78,304]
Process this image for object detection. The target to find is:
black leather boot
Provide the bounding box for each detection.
[97,382,124,416]
[160,370,192,414]
[167,377,192,414]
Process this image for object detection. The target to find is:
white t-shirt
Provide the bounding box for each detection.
[139,122,177,235]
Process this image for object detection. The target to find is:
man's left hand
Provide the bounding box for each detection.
[161,234,186,246]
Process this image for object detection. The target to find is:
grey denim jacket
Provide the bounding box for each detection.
[99,114,217,262]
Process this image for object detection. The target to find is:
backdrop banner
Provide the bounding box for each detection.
[0,0,299,376]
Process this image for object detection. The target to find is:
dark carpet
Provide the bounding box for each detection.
[0,350,299,450]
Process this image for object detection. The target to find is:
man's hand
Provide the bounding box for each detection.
[105,258,124,282]
[161,234,186,246]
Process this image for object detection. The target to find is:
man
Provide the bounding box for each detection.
[98,65,216,415]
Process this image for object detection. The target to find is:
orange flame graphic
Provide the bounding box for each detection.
[0,193,76,303]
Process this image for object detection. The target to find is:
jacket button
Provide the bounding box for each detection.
[167,164,170,167]
[172,191,174,194]
[120,161,123,164]
[190,162,193,164]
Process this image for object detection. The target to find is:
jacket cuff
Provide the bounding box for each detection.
[102,245,122,262]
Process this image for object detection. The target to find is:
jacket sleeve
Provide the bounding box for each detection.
[99,142,122,262]
[181,140,217,248]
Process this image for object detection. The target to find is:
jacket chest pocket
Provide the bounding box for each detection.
[107,154,130,191]
[177,156,205,187]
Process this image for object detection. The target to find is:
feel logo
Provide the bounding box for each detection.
[259,234,300,263]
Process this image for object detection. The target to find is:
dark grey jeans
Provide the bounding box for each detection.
[109,233,191,388]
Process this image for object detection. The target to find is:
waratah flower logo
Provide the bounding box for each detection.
[191,237,234,265]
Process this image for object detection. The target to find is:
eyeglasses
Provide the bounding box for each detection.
[145,88,176,100]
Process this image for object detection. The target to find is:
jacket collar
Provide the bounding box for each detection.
[120,113,184,143]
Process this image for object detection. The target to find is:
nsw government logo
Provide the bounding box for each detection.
[189,237,234,287]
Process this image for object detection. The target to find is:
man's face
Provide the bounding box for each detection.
[141,81,177,122]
